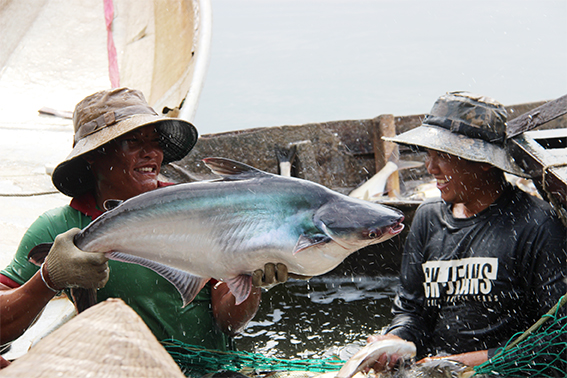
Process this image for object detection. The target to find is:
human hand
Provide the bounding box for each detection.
[364,334,408,372]
[252,263,289,288]
[417,350,488,367]
[43,228,109,290]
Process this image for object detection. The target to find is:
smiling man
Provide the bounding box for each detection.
[0,88,282,365]
[356,92,567,374]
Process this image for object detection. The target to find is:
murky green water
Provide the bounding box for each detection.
[234,276,399,361]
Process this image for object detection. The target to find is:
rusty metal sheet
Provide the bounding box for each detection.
[506,94,567,138]
[508,128,567,207]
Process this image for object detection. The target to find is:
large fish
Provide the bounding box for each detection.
[30,158,404,311]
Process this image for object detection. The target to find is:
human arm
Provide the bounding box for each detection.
[363,334,487,373]
[0,272,58,344]
[417,350,488,367]
[383,204,436,354]
[211,281,261,336]
[211,263,296,336]
[362,205,438,372]
[477,208,567,371]
[0,228,109,344]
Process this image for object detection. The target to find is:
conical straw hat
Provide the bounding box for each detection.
[0,298,185,377]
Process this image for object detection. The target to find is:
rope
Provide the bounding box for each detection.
[504,293,567,351]
[0,190,59,197]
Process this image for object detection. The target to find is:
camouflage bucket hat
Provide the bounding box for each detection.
[52,87,199,197]
[383,91,528,177]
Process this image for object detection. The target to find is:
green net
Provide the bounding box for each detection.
[163,294,566,378]
[162,340,345,377]
[473,294,567,377]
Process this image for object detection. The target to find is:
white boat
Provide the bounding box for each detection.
[0,0,212,359]
[0,0,211,122]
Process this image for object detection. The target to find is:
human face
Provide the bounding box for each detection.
[88,125,164,204]
[424,149,493,208]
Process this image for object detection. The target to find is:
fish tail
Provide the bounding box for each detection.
[71,288,98,313]
[27,243,54,266]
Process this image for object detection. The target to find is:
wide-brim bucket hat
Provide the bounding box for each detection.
[52,87,198,197]
[383,91,528,177]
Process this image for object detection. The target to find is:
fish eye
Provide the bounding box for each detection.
[365,229,381,239]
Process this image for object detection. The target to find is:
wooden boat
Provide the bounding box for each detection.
[162,96,567,276]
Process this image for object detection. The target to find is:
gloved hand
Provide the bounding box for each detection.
[43,228,109,290]
[252,263,312,289]
[252,263,288,288]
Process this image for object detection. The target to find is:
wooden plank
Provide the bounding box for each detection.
[507,129,567,207]
[506,94,567,209]
[506,94,567,138]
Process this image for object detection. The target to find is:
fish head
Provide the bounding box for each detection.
[337,337,416,378]
[313,197,404,251]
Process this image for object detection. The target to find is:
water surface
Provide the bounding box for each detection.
[196,0,567,134]
[234,276,400,360]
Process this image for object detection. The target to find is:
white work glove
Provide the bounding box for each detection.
[43,228,109,290]
[252,263,312,289]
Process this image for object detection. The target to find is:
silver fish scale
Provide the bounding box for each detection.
[73,158,404,305]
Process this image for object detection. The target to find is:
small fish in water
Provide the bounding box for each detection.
[375,359,476,378]
[201,371,251,378]
[29,157,404,313]
[313,359,475,378]
[336,338,416,378]
[261,371,323,378]
[349,160,424,201]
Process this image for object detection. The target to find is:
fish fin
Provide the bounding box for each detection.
[27,243,53,266]
[293,234,332,255]
[71,288,98,313]
[109,252,209,307]
[103,199,123,211]
[202,157,268,179]
[225,275,252,305]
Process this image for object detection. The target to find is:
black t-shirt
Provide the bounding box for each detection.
[386,185,566,360]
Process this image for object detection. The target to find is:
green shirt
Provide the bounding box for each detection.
[1,204,231,350]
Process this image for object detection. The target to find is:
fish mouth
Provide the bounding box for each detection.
[389,221,404,235]
[369,218,404,245]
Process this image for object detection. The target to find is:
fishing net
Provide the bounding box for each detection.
[163,294,566,378]
[162,340,345,377]
[472,294,567,377]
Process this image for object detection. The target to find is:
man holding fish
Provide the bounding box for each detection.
[0,87,406,371]
[342,92,566,376]
[0,88,290,353]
